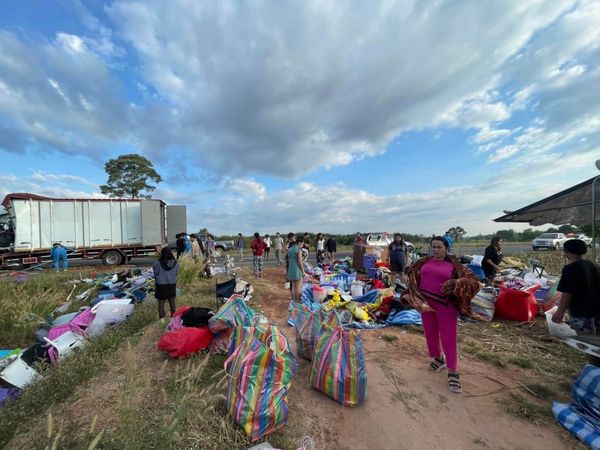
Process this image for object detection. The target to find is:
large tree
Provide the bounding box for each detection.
[446,226,466,242]
[100,154,162,199]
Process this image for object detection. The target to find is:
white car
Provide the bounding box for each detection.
[565,234,593,247]
[366,233,414,252]
[532,233,567,251]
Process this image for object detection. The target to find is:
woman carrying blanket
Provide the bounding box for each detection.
[403,236,479,394]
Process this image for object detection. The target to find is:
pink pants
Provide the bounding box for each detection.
[421,300,459,372]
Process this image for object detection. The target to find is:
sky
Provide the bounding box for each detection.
[1,0,599,236]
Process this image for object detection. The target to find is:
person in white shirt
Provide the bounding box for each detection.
[273,232,284,265]
[264,234,272,261]
[316,232,325,264]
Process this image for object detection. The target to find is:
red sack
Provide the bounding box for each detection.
[157,326,214,358]
[495,286,540,322]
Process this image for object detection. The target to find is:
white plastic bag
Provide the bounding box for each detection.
[471,255,484,266]
[545,306,577,338]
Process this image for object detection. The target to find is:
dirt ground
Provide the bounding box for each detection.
[254,266,578,450]
[5,264,583,450]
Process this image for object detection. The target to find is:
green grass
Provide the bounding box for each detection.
[0,272,94,347]
[0,300,158,448]
[508,356,534,369]
[502,392,552,425]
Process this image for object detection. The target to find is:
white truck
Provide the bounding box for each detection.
[531,233,567,251]
[0,193,186,269]
[366,233,414,252]
[565,233,593,247]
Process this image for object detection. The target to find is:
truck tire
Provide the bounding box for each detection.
[407,245,414,252]
[554,243,560,251]
[102,250,124,266]
[532,247,538,251]
[214,246,224,257]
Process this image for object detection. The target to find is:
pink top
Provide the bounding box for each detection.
[420,258,454,305]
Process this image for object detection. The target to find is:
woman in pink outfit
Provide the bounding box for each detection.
[404,236,479,394]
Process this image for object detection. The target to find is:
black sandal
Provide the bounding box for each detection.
[448,373,462,394]
[429,356,446,372]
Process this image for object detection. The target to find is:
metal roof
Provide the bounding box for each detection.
[494,177,599,226]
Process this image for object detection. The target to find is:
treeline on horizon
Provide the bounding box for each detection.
[212,223,598,246]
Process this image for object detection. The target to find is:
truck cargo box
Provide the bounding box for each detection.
[1,194,172,252]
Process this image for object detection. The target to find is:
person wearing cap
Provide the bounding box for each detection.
[552,239,600,334]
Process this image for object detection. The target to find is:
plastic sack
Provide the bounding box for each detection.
[495,285,540,322]
[290,303,340,360]
[157,326,214,358]
[310,324,367,407]
[545,306,577,337]
[208,296,255,334]
[209,296,256,355]
[86,317,108,338]
[225,324,298,441]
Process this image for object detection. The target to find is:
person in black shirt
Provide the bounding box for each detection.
[552,239,600,333]
[388,233,409,280]
[175,233,186,259]
[326,235,337,262]
[481,236,503,282]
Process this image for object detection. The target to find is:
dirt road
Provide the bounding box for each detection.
[254,266,577,450]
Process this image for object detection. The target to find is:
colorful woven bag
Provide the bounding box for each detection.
[291,303,341,360]
[225,324,298,441]
[309,324,367,407]
[208,295,255,354]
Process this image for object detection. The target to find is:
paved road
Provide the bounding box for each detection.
[61,243,538,270]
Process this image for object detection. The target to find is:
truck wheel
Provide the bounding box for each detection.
[214,247,224,257]
[407,245,414,252]
[102,250,124,266]
[532,247,538,251]
[554,243,560,251]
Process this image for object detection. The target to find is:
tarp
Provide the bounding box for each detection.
[493,176,599,226]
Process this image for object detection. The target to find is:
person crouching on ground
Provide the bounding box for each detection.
[403,236,479,394]
[287,236,306,302]
[51,242,69,272]
[153,247,179,320]
[552,239,600,334]
[250,232,267,278]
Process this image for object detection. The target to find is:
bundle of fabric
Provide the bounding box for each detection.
[157,327,214,358]
[553,364,600,449]
[470,288,498,322]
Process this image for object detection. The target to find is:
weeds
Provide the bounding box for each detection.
[0,301,157,448]
[0,272,92,347]
[381,333,398,342]
[503,392,552,425]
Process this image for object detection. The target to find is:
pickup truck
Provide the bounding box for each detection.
[532,233,567,251]
[365,233,414,252]
[565,233,593,247]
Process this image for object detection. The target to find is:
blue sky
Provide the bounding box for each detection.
[1,0,599,236]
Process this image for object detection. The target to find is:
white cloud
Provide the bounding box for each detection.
[226,178,267,199]
[104,0,574,176]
